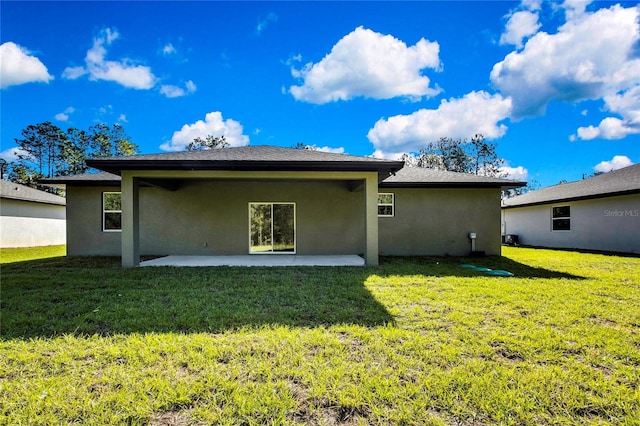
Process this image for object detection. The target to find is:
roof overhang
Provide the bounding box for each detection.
[1,193,66,206]
[380,181,526,190]
[502,188,640,209]
[85,159,404,182]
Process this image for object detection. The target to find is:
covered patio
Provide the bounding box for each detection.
[140,255,365,267]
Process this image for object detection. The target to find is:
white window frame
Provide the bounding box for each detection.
[551,205,571,232]
[103,192,122,232]
[248,202,296,254]
[378,193,395,217]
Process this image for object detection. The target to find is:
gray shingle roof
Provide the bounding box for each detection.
[380,166,525,189]
[1,180,66,205]
[92,145,397,163]
[86,146,404,178]
[40,171,121,187]
[40,146,526,189]
[502,164,640,208]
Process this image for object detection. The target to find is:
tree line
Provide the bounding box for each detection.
[2,121,534,197]
[294,135,535,196]
[1,122,138,192]
[399,134,504,177]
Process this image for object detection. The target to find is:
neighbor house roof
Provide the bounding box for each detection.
[41,171,121,188]
[502,164,640,209]
[380,166,525,189]
[85,146,404,180]
[0,180,66,206]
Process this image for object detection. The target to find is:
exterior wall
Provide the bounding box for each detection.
[67,182,506,258]
[379,188,502,256]
[67,180,366,256]
[67,186,122,255]
[502,194,640,254]
[0,198,66,248]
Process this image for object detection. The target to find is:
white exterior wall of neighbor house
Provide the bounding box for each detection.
[502,194,640,254]
[0,198,66,248]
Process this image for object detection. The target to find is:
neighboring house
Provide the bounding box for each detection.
[0,180,66,248]
[502,164,640,254]
[42,146,522,266]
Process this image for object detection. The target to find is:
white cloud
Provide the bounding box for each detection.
[55,106,75,122]
[309,145,345,154]
[500,165,529,181]
[256,12,278,35]
[594,155,634,173]
[491,4,640,119]
[62,66,86,80]
[563,0,592,21]
[162,43,176,55]
[576,117,640,140]
[370,150,408,160]
[574,85,640,140]
[603,86,640,124]
[185,80,196,93]
[367,91,512,154]
[160,80,197,98]
[290,26,441,104]
[0,42,54,89]
[159,85,183,98]
[500,10,541,49]
[521,0,542,11]
[118,114,127,123]
[98,104,113,116]
[0,147,30,162]
[63,28,157,89]
[54,112,69,122]
[160,111,249,151]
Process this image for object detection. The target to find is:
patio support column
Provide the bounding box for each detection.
[121,172,140,267]
[364,173,379,266]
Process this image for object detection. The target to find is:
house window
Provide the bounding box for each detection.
[378,193,394,217]
[249,203,295,253]
[552,205,570,231]
[103,192,122,232]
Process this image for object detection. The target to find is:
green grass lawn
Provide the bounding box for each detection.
[0,244,65,264]
[1,247,638,425]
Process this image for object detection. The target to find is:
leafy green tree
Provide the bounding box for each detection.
[13,122,67,178]
[416,137,471,173]
[4,122,138,192]
[406,134,505,178]
[502,178,541,199]
[291,142,316,150]
[88,123,137,157]
[0,158,8,180]
[186,135,229,151]
[59,128,90,176]
[468,134,504,177]
[7,163,43,188]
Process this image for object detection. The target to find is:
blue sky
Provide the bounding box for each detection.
[1,0,639,187]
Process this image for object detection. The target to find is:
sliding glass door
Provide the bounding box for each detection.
[249,203,295,253]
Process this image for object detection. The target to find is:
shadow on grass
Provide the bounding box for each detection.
[2,257,393,339]
[378,255,584,280]
[1,255,582,339]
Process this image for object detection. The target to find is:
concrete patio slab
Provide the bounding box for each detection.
[139,255,365,267]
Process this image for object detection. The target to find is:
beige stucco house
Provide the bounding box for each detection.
[502,164,640,254]
[43,146,522,266]
[0,180,66,248]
